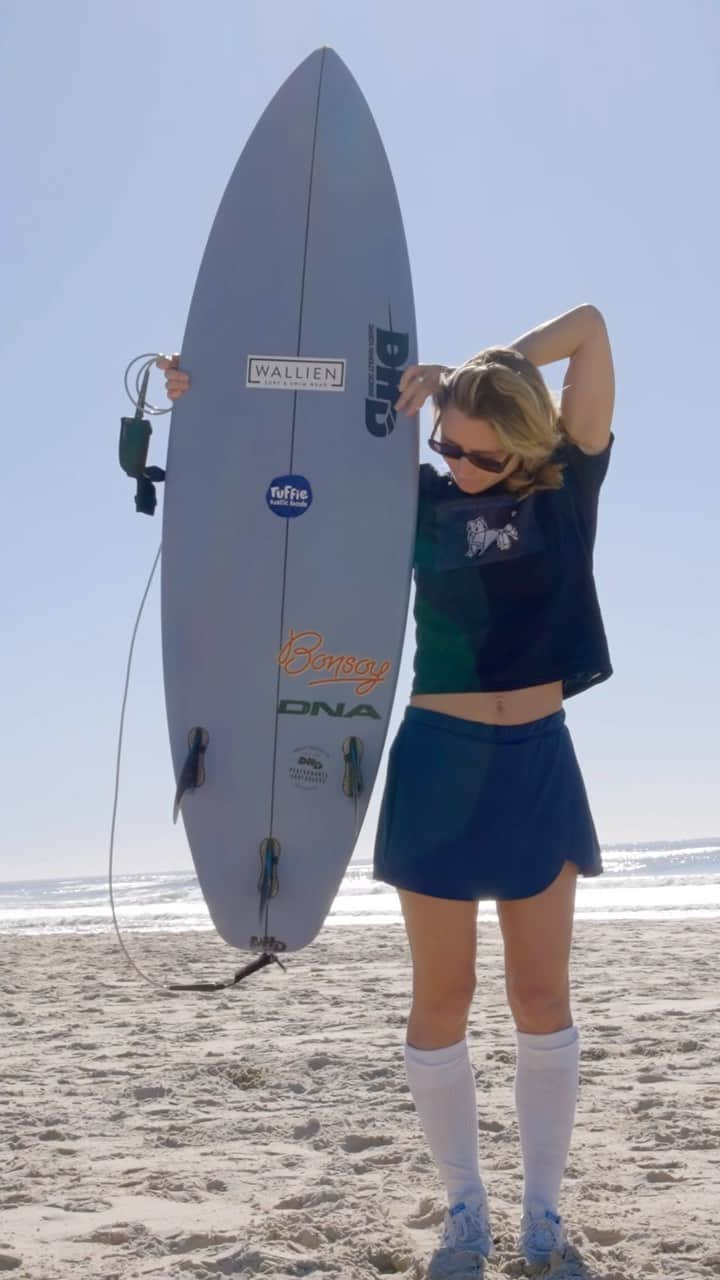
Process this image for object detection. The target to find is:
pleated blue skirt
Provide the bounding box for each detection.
[372,705,603,902]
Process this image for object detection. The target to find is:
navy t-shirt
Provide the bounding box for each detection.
[411,432,615,699]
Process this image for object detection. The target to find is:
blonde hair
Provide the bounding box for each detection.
[433,346,569,500]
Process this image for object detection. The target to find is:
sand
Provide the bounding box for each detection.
[1,918,719,1278]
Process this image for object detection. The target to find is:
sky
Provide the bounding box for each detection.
[1,0,719,883]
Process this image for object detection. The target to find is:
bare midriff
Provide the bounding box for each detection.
[409,679,564,726]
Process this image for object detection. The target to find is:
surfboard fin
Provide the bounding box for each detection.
[340,737,363,793]
[342,736,365,843]
[258,838,282,919]
[342,736,364,797]
[173,727,209,823]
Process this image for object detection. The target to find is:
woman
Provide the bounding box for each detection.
[158,302,616,1276]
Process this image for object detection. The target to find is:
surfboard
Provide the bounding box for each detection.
[161,47,418,954]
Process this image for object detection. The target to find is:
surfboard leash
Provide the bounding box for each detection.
[118,353,169,515]
[107,535,288,993]
[109,354,288,995]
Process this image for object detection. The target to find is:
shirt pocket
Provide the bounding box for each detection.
[430,492,547,573]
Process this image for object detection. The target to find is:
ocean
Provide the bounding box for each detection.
[1,839,719,937]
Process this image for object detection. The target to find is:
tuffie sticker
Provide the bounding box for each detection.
[247,357,346,391]
[266,475,313,518]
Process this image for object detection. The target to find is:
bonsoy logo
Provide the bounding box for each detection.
[365,324,409,438]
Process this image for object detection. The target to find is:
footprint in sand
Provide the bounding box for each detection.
[276,1187,342,1210]
[583,1225,625,1246]
[646,1168,683,1182]
[341,1132,393,1153]
[292,1117,320,1139]
[405,1197,444,1229]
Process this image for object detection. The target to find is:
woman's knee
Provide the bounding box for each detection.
[408,969,476,1041]
[407,984,476,1049]
[507,982,572,1034]
[411,973,477,1015]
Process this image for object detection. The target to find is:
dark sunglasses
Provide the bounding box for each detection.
[428,417,515,474]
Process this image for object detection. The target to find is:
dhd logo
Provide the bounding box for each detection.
[365,325,409,438]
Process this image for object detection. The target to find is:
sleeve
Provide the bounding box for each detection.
[415,463,442,569]
[560,431,615,550]
[419,461,440,496]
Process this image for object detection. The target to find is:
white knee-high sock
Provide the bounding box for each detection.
[404,1037,487,1209]
[514,1024,580,1216]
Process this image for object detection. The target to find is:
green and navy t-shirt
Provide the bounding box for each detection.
[411,432,615,700]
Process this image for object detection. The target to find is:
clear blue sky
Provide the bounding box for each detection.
[2,1,718,881]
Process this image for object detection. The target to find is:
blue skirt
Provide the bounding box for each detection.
[372,706,603,902]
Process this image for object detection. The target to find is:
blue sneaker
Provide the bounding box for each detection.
[427,1195,496,1277]
[519,1199,568,1266]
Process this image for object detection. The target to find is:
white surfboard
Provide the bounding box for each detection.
[161,47,418,953]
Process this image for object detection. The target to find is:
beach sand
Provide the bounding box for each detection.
[1,918,719,1278]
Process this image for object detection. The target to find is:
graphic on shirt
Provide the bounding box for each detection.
[430,492,546,572]
[465,512,519,557]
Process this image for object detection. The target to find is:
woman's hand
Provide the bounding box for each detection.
[395,363,452,416]
[156,353,191,401]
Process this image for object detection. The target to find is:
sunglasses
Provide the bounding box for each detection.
[428,417,514,474]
